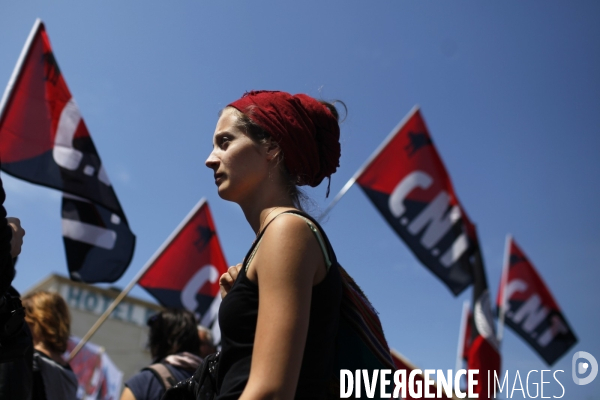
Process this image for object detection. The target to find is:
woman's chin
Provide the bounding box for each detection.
[217,188,248,206]
[216,185,235,202]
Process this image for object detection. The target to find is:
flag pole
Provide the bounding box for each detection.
[496,234,511,343]
[0,19,43,124]
[69,197,208,360]
[455,300,470,373]
[319,105,420,221]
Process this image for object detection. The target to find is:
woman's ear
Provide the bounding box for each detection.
[265,140,281,161]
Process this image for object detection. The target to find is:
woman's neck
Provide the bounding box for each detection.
[239,191,295,235]
[236,163,297,234]
[34,342,67,366]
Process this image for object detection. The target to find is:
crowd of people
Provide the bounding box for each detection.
[0,90,388,400]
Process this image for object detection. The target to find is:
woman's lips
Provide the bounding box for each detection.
[214,173,225,185]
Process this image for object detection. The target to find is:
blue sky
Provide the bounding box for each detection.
[2,2,599,398]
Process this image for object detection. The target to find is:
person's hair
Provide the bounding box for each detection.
[227,99,346,210]
[147,308,201,361]
[22,291,71,354]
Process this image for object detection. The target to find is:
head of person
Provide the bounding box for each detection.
[22,291,70,355]
[205,90,343,208]
[197,325,217,358]
[146,308,201,362]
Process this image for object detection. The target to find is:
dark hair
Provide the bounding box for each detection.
[147,309,201,361]
[228,99,346,210]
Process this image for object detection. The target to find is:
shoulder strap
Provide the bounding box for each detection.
[244,210,335,272]
[143,363,177,391]
[280,212,332,270]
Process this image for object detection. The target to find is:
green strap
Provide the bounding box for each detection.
[245,213,332,272]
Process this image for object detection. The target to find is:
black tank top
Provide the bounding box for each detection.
[216,211,342,400]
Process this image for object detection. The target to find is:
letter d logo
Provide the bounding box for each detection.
[572,351,598,385]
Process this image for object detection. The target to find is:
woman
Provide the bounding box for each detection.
[121,309,203,400]
[22,291,78,400]
[205,90,344,399]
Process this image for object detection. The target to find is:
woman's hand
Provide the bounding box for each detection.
[219,263,242,299]
[7,217,25,258]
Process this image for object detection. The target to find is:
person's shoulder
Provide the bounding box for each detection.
[264,211,321,242]
[164,362,194,382]
[126,368,166,400]
[254,212,325,278]
[126,368,156,386]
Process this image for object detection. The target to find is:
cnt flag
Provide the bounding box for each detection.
[0,19,127,214]
[0,20,134,283]
[138,199,227,343]
[355,107,477,295]
[466,247,501,400]
[497,236,577,366]
[62,193,135,283]
[456,300,472,367]
[453,301,472,395]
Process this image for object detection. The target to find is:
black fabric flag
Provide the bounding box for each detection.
[62,194,135,283]
[355,107,477,295]
[497,236,577,365]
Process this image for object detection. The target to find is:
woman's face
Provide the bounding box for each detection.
[205,108,270,202]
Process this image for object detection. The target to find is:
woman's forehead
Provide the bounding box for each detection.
[215,108,239,129]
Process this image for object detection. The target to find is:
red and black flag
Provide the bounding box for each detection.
[138,199,228,343]
[354,107,477,295]
[497,236,577,366]
[457,300,472,366]
[62,194,135,283]
[466,247,501,400]
[0,20,134,283]
[0,20,125,215]
[453,301,472,394]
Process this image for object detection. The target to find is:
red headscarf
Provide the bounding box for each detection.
[228,91,340,190]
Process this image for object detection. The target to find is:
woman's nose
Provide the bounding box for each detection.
[205,151,219,170]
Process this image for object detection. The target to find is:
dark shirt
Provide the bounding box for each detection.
[216,212,342,400]
[0,172,15,296]
[0,167,33,400]
[126,363,194,400]
[31,350,78,400]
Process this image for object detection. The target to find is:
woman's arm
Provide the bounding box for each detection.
[119,387,136,400]
[240,214,327,400]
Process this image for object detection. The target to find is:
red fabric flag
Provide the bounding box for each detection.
[466,247,501,400]
[0,20,134,283]
[138,199,228,342]
[0,20,125,214]
[467,335,501,399]
[459,304,472,363]
[497,236,577,365]
[356,107,477,295]
[390,349,455,400]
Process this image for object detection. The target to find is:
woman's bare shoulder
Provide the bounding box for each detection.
[248,212,324,281]
[261,212,324,251]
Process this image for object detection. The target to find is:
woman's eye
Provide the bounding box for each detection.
[220,137,230,148]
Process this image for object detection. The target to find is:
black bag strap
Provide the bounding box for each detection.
[143,362,177,391]
[161,351,221,400]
